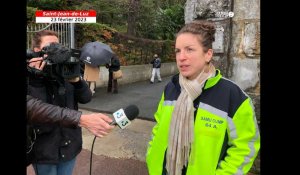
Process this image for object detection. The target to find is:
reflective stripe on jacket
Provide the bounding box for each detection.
[146,70,260,175]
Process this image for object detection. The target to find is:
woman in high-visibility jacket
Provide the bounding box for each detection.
[146,20,260,175]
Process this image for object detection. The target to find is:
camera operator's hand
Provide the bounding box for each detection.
[28,57,46,70]
[67,77,80,83]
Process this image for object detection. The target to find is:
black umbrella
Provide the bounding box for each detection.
[80,41,114,67]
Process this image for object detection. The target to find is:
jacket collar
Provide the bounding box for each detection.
[171,69,222,91]
[204,69,222,90]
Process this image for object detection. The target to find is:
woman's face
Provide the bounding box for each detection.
[175,33,212,80]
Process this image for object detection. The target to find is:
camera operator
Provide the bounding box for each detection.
[27,30,93,175]
[26,95,114,166]
[27,95,114,138]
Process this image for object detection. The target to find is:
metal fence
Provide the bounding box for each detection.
[26,23,74,49]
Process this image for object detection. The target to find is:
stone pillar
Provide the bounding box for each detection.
[229,0,260,122]
[185,0,233,77]
[184,0,260,122]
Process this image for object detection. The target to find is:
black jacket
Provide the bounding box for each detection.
[151,57,161,68]
[27,75,92,164]
[106,55,120,72]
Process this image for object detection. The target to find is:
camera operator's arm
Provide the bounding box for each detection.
[28,57,46,70]
[27,95,114,137]
[68,78,93,104]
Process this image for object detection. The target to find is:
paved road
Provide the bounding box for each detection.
[27,76,173,175]
[79,76,173,120]
[27,111,156,175]
[26,75,260,175]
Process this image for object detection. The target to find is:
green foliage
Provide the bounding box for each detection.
[27,0,184,40]
[26,0,179,65]
[152,0,187,11]
[111,33,175,64]
[135,0,157,38]
[136,2,184,40]
[74,0,128,28]
[27,6,38,22]
[113,25,128,33]
[156,4,185,40]
[161,39,176,62]
[75,23,117,48]
[27,0,71,10]
[73,0,184,40]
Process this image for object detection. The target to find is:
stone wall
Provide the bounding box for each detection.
[185,0,260,121]
[95,62,178,87]
[229,0,260,122]
[184,1,260,174]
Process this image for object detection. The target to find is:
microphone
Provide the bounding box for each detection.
[110,105,139,129]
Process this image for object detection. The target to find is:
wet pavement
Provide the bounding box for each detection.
[27,77,172,175]
[26,75,260,175]
[78,76,172,121]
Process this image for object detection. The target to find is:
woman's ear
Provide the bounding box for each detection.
[205,49,213,63]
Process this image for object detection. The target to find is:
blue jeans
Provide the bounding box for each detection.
[33,157,76,175]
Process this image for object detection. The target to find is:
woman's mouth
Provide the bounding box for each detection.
[179,65,189,71]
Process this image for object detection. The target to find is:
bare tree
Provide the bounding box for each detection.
[127,0,140,36]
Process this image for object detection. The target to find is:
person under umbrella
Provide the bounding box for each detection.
[83,64,99,96]
[80,41,114,67]
[105,54,120,94]
[80,41,114,95]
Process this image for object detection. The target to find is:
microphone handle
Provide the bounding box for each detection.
[109,120,116,126]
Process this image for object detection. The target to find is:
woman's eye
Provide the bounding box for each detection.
[186,48,193,52]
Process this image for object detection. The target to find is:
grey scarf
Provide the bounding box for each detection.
[166,63,215,175]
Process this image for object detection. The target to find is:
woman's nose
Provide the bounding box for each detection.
[176,51,186,61]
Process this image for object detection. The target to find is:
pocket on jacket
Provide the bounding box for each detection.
[28,85,47,102]
[34,125,54,135]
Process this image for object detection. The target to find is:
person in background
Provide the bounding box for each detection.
[106,54,120,94]
[146,20,260,175]
[150,54,162,83]
[83,63,100,96]
[27,30,93,175]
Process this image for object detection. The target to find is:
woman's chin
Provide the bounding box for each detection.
[180,72,190,78]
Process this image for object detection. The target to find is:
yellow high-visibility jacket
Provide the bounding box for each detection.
[146,70,260,175]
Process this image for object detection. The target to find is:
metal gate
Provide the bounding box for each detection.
[26,23,74,49]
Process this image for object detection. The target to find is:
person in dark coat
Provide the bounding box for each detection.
[26,95,114,166]
[106,54,121,93]
[27,30,93,175]
[27,95,114,137]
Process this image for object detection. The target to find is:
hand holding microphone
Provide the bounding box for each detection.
[110,105,139,129]
[79,113,115,138]
[80,105,139,138]
[88,105,139,175]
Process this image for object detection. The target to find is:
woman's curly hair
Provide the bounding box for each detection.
[176,20,216,52]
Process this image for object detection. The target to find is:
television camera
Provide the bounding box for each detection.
[26,42,81,80]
